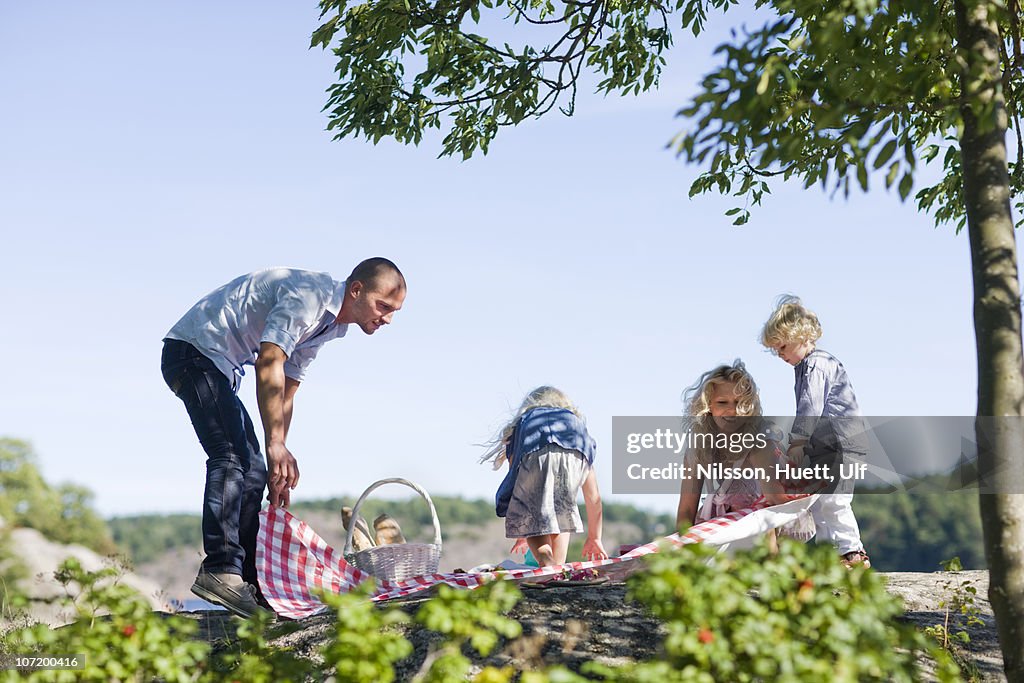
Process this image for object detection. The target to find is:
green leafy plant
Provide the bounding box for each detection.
[207,609,315,683]
[0,558,209,683]
[0,528,28,621]
[318,583,414,682]
[924,556,986,681]
[0,543,977,682]
[318,577,529,683]
[413,580,522,682]
[581,539,963,683]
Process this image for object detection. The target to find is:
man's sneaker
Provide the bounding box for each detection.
[191,571,276,620]
[841,550,871,569]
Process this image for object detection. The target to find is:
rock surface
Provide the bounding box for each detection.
[884,571,1003,681]
[181,571,1005,682]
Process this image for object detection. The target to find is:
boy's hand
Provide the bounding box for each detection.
[582,538,608,561]
[509,538,529,555]
[787,443,805,463]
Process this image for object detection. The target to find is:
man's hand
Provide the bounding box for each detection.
[266,440,299,507]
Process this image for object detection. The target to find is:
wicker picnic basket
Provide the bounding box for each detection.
[343,478,442,582]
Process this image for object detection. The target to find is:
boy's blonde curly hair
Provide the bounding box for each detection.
[760,295,823,349]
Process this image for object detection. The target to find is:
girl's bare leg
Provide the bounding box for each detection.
[551,532,572,565]
[526,534,558,567]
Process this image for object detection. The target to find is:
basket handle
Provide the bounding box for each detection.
[343,478,442,556]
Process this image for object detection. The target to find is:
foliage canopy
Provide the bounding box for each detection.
[312,0,1024,229]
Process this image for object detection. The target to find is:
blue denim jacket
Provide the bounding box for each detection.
[495,407,596,517]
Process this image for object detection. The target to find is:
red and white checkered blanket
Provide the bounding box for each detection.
[256,495,817,620]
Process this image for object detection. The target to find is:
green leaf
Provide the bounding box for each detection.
[898,173,913,200]
[874,139,897,169]
[886,161,900,189]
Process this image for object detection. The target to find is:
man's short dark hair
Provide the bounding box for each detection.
[348,257,406,292]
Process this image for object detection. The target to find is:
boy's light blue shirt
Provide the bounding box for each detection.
[792,349,868,457]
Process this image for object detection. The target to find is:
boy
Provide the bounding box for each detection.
[761,296,871,568]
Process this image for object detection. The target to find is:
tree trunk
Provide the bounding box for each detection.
[955,1,1024,679]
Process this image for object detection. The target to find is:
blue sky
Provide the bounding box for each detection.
[1,2,1011,518]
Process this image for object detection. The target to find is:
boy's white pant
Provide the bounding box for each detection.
[809,493,864,555]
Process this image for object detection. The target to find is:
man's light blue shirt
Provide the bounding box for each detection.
[165,268,348,390]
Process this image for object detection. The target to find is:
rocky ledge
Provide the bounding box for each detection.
[182,570,1004,682]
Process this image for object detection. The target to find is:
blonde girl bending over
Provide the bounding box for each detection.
[481,386,607,567]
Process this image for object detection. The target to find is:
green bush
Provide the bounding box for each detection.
[318,583,414,682]
[0,558,209,683]
[0,527,28,619]
[924,557,985,681]
[0,541,966,682]
[585,539,963,682]
[317,578,523,683]
[413,581,522,682]
[206,610,315,683]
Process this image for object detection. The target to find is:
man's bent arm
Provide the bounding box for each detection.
[256,342,300,506]
[283,377,300,440]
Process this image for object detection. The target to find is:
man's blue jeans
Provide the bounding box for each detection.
[161,340,267,584]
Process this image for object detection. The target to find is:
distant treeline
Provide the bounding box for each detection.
[106,492,985,572]
[106,513,208,565]
[853,490,985,571]
[107,497,678,564]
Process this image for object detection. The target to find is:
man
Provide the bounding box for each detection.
[160,258,406,618]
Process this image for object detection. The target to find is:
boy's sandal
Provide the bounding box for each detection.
[841,550,871,569]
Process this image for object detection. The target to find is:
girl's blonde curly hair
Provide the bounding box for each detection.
[760,295,823,350]
[682,360,765,465]
[684,361,762,419]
